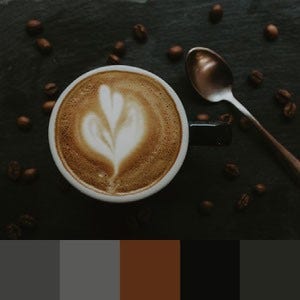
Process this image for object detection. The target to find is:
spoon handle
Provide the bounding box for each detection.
[229,96,300,185]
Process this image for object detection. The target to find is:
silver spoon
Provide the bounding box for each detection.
[186,47,300,184]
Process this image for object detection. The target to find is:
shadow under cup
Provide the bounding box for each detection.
[49,65,231,203]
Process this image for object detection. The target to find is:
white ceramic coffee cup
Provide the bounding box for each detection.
[49,65,189,203]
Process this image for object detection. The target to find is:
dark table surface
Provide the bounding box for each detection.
[0,0,299,240]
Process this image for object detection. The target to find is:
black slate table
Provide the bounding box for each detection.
[0,0,299,239]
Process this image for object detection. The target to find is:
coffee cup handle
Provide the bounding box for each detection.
[189,121,232,146]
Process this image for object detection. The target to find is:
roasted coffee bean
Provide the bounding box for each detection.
[248,70,264,86]
[133,24,148,42]
[42,100,56,114]
[106,54,120,65]
[44,82,58,97]
[236,193,251,211]
[197,113,210,121]
[126,215,139,232]
[239,116,251,130]
[275,89,292,105]
[209,4,223,23]
[17,115,31,130]
[113,40,126,57]
[199,200,214,215]
[136,207,152,224]
[7,160,21,181]
[18,214,37,229]
[22,168,38,182]
[264,24,279,40]
[224,162,240,178]
[5,223,21,240]
[167,45,184,61]
[283,102,297,119]
[218,113,234,124]
[26,19,43,35]
[254,183,267,195]
[36,38,52,53]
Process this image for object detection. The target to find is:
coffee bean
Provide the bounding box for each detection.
[136,207,152,224]
[106,54,120,65]
[44,82,58,97]
[199,200,214,215]
[126,215,139,232]
[22,168,38,182]
[5,223,21,240]
[254,183,267,195]
[18,214,37,229]
[36,38,52,54]
[17,115,31,130]
[264,24,279,40]
[42,100,56,114]
[167,45,184,61]
[133,24,148,42]
[248,70,264,86]
[275,89,292,105]
[197,113,210,121]
[235,193,251,211]
[26,19,43,35]
[218,113,234,124]
[224,162,240,179]
[283,102,297,119]
[113,40,126,57]
[7,160,21,181]
[209,4,223,23]
[239,116,251,130]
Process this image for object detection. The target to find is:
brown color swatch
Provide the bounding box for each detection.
[120,240,180,300]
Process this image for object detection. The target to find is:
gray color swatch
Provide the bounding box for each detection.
[0,240,59,300]
[241,241,300,300]
[60,240,119,300]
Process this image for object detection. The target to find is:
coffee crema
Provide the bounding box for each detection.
[55,71,182,195]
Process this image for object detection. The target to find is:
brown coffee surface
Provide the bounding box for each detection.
[55,70,182,195]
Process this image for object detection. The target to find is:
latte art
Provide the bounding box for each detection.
[55,71,182,196]
[81,85,145,174]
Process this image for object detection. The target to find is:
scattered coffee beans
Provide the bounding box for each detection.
[137,207,152,224]
[5,223,21,240]
[235,193,251,211]
[7,160,22,181]
[209,4,223,23]
[167,45,184,61]
[133,24,148,42]
[18,214,36,229]
[239,116,251,130]
[224,162,240,178]
[42,100,56,114]
[283,102,297,119]
[248,70,264,86]
[17,115,31,130]
[36,38,52,54]
[22,168,38,182]
[199,200,214,215]
[113,40,126,57]
[107,54,120,65]
[275,89,292,105]
[254,183,267,195]
[26,19,43,35]
[218,113,234,124]
[264,24,279,40]
[197,113,210,121]
[44,82,58,97]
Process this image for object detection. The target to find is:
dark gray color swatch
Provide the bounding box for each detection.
[0,240,59,300]
[241,241,300,300]
[60,240,119,300]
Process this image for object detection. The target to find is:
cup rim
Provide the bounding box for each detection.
[48,65,189,203]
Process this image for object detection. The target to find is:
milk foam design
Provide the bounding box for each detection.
[81,85,145,174]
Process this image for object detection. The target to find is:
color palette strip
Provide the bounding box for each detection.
[0,240,240,299]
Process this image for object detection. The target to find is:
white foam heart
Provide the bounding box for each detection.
[81,84,145,175]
